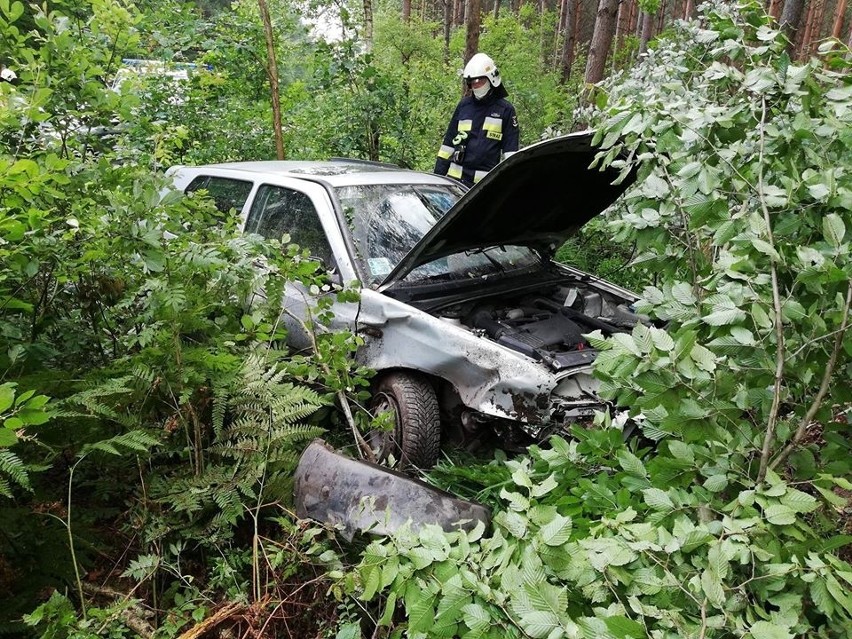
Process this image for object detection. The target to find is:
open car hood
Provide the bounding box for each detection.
[378,130,637,289]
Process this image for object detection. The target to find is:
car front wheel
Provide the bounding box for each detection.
[368,372,441,470]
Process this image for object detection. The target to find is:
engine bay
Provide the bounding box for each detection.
[437,281,643,371]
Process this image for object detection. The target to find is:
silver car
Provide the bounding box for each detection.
[168,131,641,468]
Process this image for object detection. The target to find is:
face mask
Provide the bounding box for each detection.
[472,83,490,99]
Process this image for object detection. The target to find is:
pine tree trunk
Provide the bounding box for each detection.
[768,0,783,20]
[780,0,806,56]
[403,0,411,22]
[465,0,482,64]
[656,0,667,33]
[812,0,827,46]
[558,0,577,80]
[832,0,847,39]
[584,0,619,85]
[444,0,452,61]
[639,10,653,53]
[800,0,816,56]
[258,0,284,160]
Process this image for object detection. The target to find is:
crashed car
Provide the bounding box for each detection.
[167,131,641,468]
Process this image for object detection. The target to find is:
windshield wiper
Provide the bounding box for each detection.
[464,246,507,272]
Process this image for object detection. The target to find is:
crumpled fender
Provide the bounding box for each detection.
[335,290,557,422]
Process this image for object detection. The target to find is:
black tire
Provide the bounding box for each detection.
[368,372,441,469]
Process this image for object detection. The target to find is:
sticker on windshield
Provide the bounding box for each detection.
[368,257,392,277]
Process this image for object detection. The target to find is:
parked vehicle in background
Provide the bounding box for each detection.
[167,131,643,468]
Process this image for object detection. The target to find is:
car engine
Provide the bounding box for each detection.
[440,283,643,372]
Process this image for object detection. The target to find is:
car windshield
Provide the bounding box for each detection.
[337,183,541,285]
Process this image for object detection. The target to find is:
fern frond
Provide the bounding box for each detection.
[211,378,229,440]
[0,450,31,493]
[0,477,12,499]
[81,430,160,458]
[62,376,141,429]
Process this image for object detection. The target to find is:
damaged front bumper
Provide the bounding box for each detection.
[293,439,490,540]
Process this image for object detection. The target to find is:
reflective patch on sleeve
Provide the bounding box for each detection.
[458,119,473,132]
[437,144,454,159]
[473,170,489,183]
[482,116,503,133]
[486,130,503,140]
[503,150,517,158]
[447,163,463,179]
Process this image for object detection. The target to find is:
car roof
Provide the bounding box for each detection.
[176,160,455,188]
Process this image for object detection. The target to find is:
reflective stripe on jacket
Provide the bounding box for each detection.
[434,93,519,187]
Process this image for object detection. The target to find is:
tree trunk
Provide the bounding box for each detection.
[444,0,452,62]
[684,0,696,20]
[585,0,619,85]
[832,0,847,39]
[812,0,827,49]
[454,0,464,26]
[780,0,806,56]
[465,0,482,65]
[559,0,578,81]
[403,0,411,22]
[656,0,667,33]
[258,0,284,160]
[768,0,783,20]
[363,0,374,51]
[639,10,653,53]
[800,0,816,56]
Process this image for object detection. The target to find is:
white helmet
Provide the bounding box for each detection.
[463,53,501,89]
[0,67,16,83]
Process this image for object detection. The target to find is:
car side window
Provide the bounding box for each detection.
[185,176,252,213]
[245,185,335,268]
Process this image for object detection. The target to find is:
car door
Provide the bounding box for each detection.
[243,183,343,351]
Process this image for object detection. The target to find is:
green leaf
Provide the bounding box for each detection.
[780,488,819,513]
[537,514,572,547]
[667,440,695,463]
[530,473,559,498]
[335,622,362,639]
[764,504,796,525]
[751,238,780,261]
[650,328,675,351]
[408,595,436,634]
[749,620,793,639]
[496,510,528,539]
[642,488,675,511]
[701,569,725,607]
[810,577,835,616]
[519,611,560,638]
[618,450,647,477]
[822,213,846,248]
[702,295,746,326]
[461,603,491,633]
[703,475,728,492]
[603,615,645,639]
[584,538,637,570]
[0,384,14,414]
[781,300,807,322]
[814,485,847,507]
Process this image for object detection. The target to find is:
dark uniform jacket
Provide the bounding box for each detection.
[434,90,519,187]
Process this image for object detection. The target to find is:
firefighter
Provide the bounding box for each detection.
[434,53,519,187]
